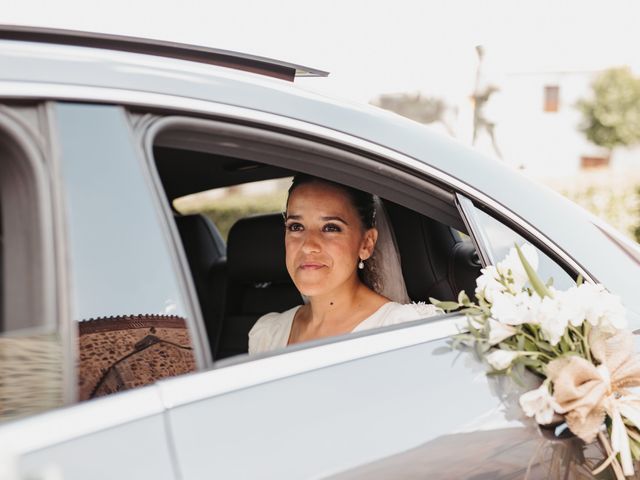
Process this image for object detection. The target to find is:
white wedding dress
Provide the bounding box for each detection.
[248,301,439,354]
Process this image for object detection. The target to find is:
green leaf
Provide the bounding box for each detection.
[457,290,471,306]
[432,300,460,311]
[515,243,551,298]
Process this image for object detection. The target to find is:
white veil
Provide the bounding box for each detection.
[371,197,411,304]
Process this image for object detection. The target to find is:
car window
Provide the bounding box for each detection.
[54,103,202,402]
[174,177,291,241]
[141,115,479,362]
[459,196,576,290]
[0,104,63,423]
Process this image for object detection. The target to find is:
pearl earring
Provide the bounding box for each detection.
[358,259,365,270]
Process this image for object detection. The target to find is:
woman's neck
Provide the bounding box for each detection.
[304,280,372,328]
[288,278,389,346]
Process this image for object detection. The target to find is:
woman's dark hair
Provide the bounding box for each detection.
[286,174,381,292]
[287,174,376,229]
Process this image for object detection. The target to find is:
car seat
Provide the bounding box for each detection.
[174,214,227,358]
[385,201,481,303]
[217,213,303,359]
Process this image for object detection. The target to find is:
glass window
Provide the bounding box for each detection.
[544,85,560,112]
[174,177,291,240]
[55,103,199,401]
[466,201,576,290]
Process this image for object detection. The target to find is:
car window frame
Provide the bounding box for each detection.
[455,192,591,283]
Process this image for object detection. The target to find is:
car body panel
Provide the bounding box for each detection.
[1,387,175,480]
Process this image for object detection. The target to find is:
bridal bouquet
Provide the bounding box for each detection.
[434,244,640,479]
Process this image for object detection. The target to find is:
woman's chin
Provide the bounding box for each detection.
[296,284,326,297]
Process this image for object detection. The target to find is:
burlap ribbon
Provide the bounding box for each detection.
[546,329,640,476]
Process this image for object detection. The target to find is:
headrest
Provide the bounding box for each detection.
[227,213,290,283]
[174,214,226,264]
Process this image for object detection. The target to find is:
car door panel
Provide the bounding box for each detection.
[165,332,547,479]
[2,387,176,480]
[18,415,175,480]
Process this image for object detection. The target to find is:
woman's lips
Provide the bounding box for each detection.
[299,262,325,270]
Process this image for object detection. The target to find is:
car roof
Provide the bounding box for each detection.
[0,32,638,316]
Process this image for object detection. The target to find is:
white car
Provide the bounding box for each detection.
[1,25,639,480]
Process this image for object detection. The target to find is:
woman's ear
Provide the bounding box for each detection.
[360,228,378,260]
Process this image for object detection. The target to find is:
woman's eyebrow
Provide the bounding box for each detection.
[321,216,348,225]
[285,214,301,220]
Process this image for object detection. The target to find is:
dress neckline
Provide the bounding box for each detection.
[285,301,396,346]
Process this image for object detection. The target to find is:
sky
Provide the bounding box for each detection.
[2,0,639,105]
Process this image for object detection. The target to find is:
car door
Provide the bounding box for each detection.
[161,312,595,479]
[0,102,212,480]
[141,115,604,479]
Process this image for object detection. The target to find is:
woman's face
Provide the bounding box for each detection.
[285,182,377,297]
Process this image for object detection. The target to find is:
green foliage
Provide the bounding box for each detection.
[577,67,640,150]
[372,92,448,125]
[175,189,287,241]
[550,173,640,243]
[201,192,287,240]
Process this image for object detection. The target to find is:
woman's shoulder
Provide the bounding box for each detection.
[248,305,301,354]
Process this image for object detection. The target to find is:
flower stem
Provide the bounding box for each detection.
[583,322,592,363]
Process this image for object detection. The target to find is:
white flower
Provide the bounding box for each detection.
[488,318,517,345]
[576,283,627,331]
[519,382,558,425]
[497,243,539,292]
[486,349,520,370]
[537,295,569,346]
[553,287,586,327]
[475,265,505,303]
[491,291,541,326]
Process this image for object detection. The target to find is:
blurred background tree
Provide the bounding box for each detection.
[577,67,640,154]
[372,92,454,135]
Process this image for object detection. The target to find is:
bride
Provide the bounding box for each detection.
[248,174,439,354]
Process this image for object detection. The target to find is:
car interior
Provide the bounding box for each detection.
[149,119,483,361]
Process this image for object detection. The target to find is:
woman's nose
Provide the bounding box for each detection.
[301,231,322,253]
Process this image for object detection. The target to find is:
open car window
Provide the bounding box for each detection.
[136,113,481,362]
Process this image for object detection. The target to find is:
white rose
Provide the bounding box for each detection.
[486,349,520,370]
[475,265,505,303]
[491,291,541,326]
[519,383,558,425]
[488,318,517,345]
[553,287,586,327]
[577,283,627,331]
[537,296,569,346]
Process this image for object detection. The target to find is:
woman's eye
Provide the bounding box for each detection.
[323,223,342,233]
[286,222,304,232]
